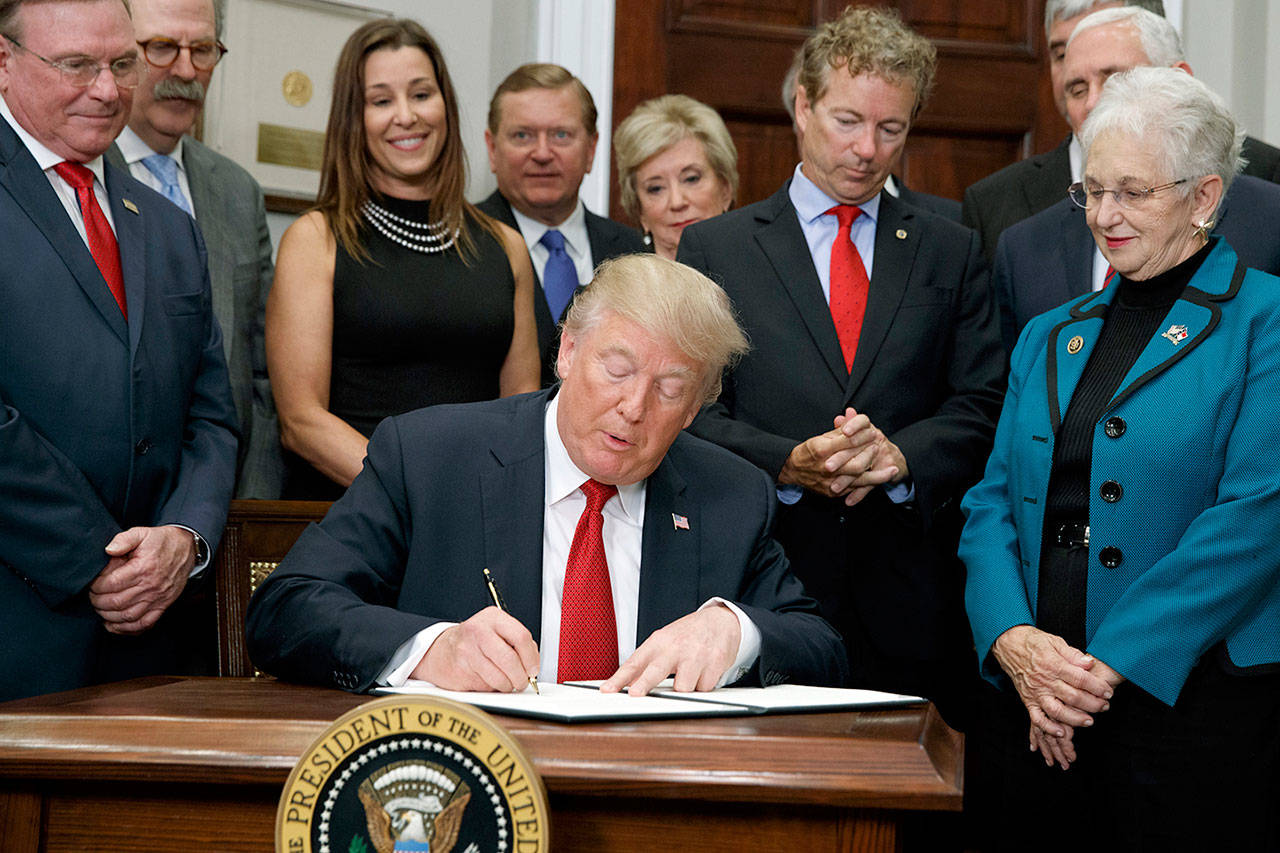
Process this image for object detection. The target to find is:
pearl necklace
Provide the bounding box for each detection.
[362,200,459,254]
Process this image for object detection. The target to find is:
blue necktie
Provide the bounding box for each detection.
[539,229,578,322]
[140,153,193,216]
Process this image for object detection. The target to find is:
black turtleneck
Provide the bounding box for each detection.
[1036,240,1212,644]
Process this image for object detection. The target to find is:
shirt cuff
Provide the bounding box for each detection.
[376,622,457,686]
[776,483,803,505]
[699,597,762,686]
[171,524,210,576]
[883,478,915,504]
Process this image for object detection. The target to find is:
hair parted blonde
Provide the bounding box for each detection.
[561,254,749,405]
[612,94,738,224]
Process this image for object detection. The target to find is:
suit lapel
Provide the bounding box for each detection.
[105,162,147,354]
[182,139,236,347]
[1106,247,1240,412]
[847,193,915,400]
[1043,244,1241,430]
[1044,290,1108,432]
[753,189,848,388]
[636,453,700,642]
[0,126,129,345]
[478,393,549,643]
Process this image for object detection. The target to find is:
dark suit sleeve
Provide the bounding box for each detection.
[154,225,239,552]
[885,229,1005,523]
[677,227,800,480]
[731,468,849,687]
[992,229,1021,357]
[246,416,439,690]
[0,395,122,607]
[235,183,284,499]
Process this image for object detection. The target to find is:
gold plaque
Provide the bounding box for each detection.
[1067,335,1084,355]
[277,696,549,853]
[282,70,313,107]
[257,123,325,171]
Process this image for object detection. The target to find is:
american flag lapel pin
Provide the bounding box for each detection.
[672,513,690,531]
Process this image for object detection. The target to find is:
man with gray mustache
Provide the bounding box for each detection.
[110,0,283,499]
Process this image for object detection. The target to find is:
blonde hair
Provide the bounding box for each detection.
[612,95,738,224]
[562,255,749,404]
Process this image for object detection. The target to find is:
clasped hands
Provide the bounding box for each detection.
[991,624,1126,770]
[411,604,741,696]
[779,407,907,506]
[88,525,197,635]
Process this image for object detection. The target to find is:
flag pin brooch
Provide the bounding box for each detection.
[1162,324,1189,345]
[672,513,690,531]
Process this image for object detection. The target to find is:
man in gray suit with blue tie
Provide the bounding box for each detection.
[108,0,282,498]
[0,0,238,699]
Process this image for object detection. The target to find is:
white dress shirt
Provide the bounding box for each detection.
[510,200,595,288]
[379,394,761,687]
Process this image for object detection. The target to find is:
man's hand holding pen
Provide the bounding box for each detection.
[410,607,541,693]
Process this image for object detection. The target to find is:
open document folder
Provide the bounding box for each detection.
[374,681,926,723]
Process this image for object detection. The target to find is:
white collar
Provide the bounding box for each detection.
[512,198,591,258]
[789,162,882,226]
[116,125,186,169]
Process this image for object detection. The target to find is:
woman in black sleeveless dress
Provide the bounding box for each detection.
[268,19,540,500]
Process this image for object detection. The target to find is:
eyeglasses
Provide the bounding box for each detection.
[136,38,227,71]
[1068,179,1188,211]
[3,35,141,88]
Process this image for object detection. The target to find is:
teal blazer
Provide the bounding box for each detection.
[961,238,1280,705]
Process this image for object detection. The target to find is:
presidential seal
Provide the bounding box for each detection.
[276,696,549,853]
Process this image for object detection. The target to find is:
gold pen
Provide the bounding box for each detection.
[482,568,540,694]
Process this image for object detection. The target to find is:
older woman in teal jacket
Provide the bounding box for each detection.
[960,67,1280,851]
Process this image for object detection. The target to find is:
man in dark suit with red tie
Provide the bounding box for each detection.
[677,6,1005,726]
[0,0,238,700]
[246,255,846,696]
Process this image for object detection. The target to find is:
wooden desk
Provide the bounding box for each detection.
[0,677,962,851]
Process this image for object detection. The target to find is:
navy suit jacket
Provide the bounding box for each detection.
[994,174,1280,354]
[245,389,847,692]
[108,137,283,498]
[895,182,962,222]
[476,190,645,385]
[677,184,1005,667]
[963,133,1280,265]
[0,119,238,700]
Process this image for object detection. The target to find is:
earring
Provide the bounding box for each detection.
[1195,218,1214,240]
[642,231,653,247]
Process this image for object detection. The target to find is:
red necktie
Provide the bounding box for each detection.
[558,479,619,682]
[53,161,127,320]
[826,205,869,371]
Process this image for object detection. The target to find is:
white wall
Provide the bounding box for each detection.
[1182,0,1280,148]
